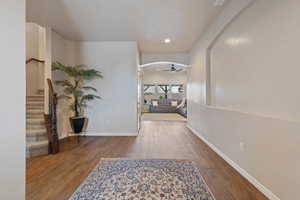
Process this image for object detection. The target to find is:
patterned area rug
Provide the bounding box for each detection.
[69,159,215,200]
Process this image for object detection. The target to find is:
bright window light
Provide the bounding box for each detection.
[164,38,171,44]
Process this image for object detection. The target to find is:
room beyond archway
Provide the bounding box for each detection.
[140,61,188,122]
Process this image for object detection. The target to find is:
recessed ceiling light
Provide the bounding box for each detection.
[164,38,171,44]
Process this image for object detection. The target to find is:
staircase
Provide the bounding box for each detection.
[26,93,49,157]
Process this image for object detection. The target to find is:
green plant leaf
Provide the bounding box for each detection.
[82,86,97,92]
[80,94,101,103]
[55,80,74,88]
[57,95,72,100]
[64,88,83,97]
[69,103,75,111]
[53,62,102,115]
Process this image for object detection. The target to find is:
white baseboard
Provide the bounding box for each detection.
[59,135,68,140]
[69,132,138,137]
[186,124,280,200]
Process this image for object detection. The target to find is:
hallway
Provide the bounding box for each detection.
[27,120,267,200]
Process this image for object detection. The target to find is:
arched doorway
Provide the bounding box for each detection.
[139,61,189,122]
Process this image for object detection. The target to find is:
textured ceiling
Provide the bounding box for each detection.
[27,0,226,53]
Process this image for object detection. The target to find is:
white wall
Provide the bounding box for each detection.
[51,33,139,137]
[74,42,139,135]
[52,31,75,66]
[211,0,300,121]
[0,0,25,199]
[51,30,76,138]
[26,23,45,95]
[141,52,189,65]
[26,23,41,60]
[143,70,187,85]
[188,0,300,199]
[26,0,47,27]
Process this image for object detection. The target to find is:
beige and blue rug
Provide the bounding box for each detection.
[69,159,215,200]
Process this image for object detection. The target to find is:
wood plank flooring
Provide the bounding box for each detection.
[26,120,267,200]
[141,113,186,121]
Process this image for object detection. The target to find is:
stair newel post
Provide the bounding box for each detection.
[51,92,59,154]
[44,78,60,154]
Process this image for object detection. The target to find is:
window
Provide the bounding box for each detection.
[144,84,156,95]
[157,85,170,94]
[171,85,184,93]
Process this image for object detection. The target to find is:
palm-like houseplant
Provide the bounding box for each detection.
[52,62,103,133]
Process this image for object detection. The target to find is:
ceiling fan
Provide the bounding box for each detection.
[162,64,183,72]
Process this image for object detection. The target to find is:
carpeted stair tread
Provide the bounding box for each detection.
[27,106,44,110]
[26,118,45,125]
[26,110,44,114]
[27,140,48,148]
[26,101,44,107]
[26,140,49,158]
[27,129,47,136]
[26,94,48,157]
[27,95,44,98]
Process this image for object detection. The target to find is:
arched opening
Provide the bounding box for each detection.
[139,61,188,122]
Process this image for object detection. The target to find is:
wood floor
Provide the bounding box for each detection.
[141,113,186,121]
[26,120,267,200]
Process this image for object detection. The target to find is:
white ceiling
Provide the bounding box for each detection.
[27,0,226,53]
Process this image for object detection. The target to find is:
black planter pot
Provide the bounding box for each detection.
[70,117,86,134]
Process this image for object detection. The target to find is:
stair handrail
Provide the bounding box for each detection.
[44,78,59,154]
[47,78,55,96]
[26,58,45,64]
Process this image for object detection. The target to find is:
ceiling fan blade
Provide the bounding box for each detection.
[176,68,183,72]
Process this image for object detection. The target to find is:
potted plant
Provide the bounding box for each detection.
[52,62,103,134]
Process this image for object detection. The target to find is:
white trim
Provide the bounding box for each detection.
[186,124,281,200]
[140,61,189,68]
[69,132,138,137]
[199,104,299,123]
